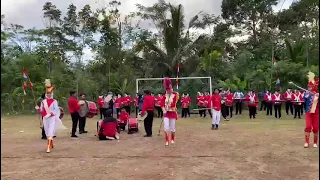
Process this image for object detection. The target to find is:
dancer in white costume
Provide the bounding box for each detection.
[36,79,62,153]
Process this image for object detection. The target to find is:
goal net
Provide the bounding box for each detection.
[136,77,213,110]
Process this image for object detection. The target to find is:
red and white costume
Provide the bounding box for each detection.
[303,72,319,148]
[160,77,179,146]
[197,93,206,107]
[181,95,191,108]
[38,79,64,153]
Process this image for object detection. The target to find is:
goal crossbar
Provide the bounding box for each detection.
[136,76,212,95]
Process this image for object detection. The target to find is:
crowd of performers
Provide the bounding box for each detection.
[35,72,318,153]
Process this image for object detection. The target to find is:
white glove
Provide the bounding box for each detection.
[35,105,40,110]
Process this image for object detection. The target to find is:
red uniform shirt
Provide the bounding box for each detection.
[115,98,122,109]
[225,93,233,106]
[141,94,155,115]
[98,121,118,137]
[68,96,80,114]
[155,96,162,107]
[245,94,258,106]
[283,91,293,102]
[97,97,104,108]
[291,92,303,104]
[210,94,221,111]
[181,96,191,108]
[119,111,130,124]
[197,95,205,107]
[264,93,273,102]
[122,96,132,106]
[272,93,283,104]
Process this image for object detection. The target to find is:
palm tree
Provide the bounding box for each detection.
[135,0,217,77]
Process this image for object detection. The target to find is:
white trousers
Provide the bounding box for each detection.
[211,109,221,125]
[163,117,176,132]
[43,116,56,137]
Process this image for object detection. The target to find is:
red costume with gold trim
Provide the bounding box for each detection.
[160,77,179,146]
[303,72,319,148]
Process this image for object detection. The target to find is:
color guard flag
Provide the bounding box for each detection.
[22,69,33,94]
[23,70,28,95]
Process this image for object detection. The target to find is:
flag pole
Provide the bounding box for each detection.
[270,46,274,91]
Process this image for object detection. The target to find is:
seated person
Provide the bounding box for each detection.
[98,109,119,140]
[119,107,130,130]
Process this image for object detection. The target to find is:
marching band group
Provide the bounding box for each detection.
[35,72,318,153]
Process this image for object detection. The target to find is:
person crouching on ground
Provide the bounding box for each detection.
[119,107,130,130]
[98,109,120,140]
[211,88,222,130]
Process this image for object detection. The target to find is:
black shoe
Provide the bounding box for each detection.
[144,135,152,137]
[216,125,219,130]
[211,124,215,130]
[41,137,46,140]
[83,131,88,133]
[71,135,78,138]
[53,136,56,138]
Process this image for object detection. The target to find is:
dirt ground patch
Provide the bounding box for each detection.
[1,112,319,180]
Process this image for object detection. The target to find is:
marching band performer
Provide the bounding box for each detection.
[197,92,206,117]
[264,90,273,116]
[155,93,163,118]
[303,72,319,148]
[180,93,186,117]
[210,88,221,130]
[97,95,104,119]
[204,92,212,118]
[292,89,303,119]
[284,88,294,115]
[181,93,191,118]
[115,94,122,118]
[122,93,132,115]
[134,93,139,118]
[272,90,283,119]
[225,90,234,119]
[233,90,244,115]
[160,77,179,146]
[245,90,258,119]
[185,94,191,117]
[141,90,155,137]
[220,89,228,121]
[36,79,60,153]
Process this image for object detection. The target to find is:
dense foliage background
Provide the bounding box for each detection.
[1,0,319,114]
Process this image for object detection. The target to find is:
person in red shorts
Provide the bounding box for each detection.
[119,107,130,130]
[98,109,119,140]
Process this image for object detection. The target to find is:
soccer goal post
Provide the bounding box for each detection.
[136,77,213,96]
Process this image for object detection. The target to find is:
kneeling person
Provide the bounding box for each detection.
[119,107,130,130]
[98,109,119,140]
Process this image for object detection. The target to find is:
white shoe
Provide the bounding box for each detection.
[304,143,309,148]
[171,140,175,144]
[165,141,169,146]
[313,144,318,148]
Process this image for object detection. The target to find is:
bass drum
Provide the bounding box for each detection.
[59,107,64,119]
[86,101,98,118]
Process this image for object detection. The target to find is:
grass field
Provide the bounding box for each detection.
[1,111,319,180]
